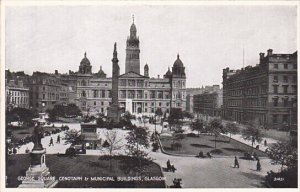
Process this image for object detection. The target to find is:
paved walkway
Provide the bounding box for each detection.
[16,123,80,154]
[149,150,281,188]
[133,120,282,187]
[14,120,283,187]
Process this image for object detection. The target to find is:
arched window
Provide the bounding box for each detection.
[81,80,87,86]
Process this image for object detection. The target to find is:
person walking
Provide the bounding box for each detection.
[234,156,239,168]
[264,139,267,147]
[257,159,261,171]
[49,137,54,146]
[57,135,60,144]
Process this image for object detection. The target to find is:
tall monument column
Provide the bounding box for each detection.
[107,43,120,123]
[19,123,58,188]
[125,15,140,74]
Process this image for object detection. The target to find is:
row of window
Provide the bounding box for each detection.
[273,63,297,69]
[226,86,268,97]
[8,91,29,97]
[173,81,185,88]
[10,97,28,104]
[126,53,139,59]
[227,98,267,107]
[272,97,296,107]
[32,86,59,92]
[273,75,297,83]
[273,85,297,94]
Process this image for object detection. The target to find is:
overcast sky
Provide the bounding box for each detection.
[5,5,297,87]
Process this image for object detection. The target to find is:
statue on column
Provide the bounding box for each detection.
[32,122,44,151]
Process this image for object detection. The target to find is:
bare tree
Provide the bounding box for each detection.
[104,130,123,156]
[224,122,240,142]
[191,119,204,137]
[208,118,224,149]
[242,122,263,151]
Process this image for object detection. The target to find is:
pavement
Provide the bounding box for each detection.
[133,119,282,188]
[13,119,283,188]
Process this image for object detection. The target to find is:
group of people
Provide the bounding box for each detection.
[49,135,61,147]
[198,151,212,158]
[166,159,177,172]
[166,160,182,188]
[233,156,261,171]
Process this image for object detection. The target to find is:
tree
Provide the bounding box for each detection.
[104,130,123,156]
[224,122,240,142]
[126,126,150,174]
[7,107,35,125]
[65,103,81,117]
[168,108,183,130]
[191,119,204,137]
[241,122,263,150]
[64,130,82,145]
[208,118,224,149]
[183,111,194,119]
[267,142,298,187]
[268,142,297,171]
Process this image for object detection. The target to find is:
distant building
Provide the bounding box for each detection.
[222,49,297,129]
[186,85,221,113]
[6,79,30,109]
[193,85,223,120]
[27,72,61,112]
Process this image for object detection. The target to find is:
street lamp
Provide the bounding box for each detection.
[154,91,157,134]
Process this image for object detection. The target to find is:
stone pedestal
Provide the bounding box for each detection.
[18,149,58,188]
[107,104,120,123]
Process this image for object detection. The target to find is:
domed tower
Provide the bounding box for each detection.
[78,52,92,74]
[172,54,186,78]
[171,54,186,110]
[144,63,149,77]
[125,15,140,74]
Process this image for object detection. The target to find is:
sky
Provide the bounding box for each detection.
[5,5,297,88]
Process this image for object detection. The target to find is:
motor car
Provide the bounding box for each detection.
[65,144,86,155]
[44,131,51,136]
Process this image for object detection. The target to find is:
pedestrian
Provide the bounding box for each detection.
[167,159,171,170]
[257,159,261,171]
[207,152,212,158]
[56,135,60,144]
[264,139,267,147]
[13,148,17,154]
[49,137,54,146]
[234,156,239,168]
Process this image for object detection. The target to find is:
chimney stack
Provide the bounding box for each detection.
[267,49,273,56]
[259,52,265,64]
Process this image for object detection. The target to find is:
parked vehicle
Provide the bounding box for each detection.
[65,144,86,155]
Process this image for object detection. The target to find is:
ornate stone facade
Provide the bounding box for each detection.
[75,19,187,115]
[222,49,297,129]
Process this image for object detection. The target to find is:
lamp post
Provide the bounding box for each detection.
[154,89,157,134]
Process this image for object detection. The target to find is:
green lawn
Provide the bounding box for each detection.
[160,134,267,157]
[8,126,35,141]
[6,154,165,188]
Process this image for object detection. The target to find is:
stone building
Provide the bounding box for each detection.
[27,72,61,112]
[6,79,30,109]
[186,85,221,113]
[75,18,187,115]
[26,72,75,112]
[193,85,223,119]
[5,70,30,109]
[222,49,297,129]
